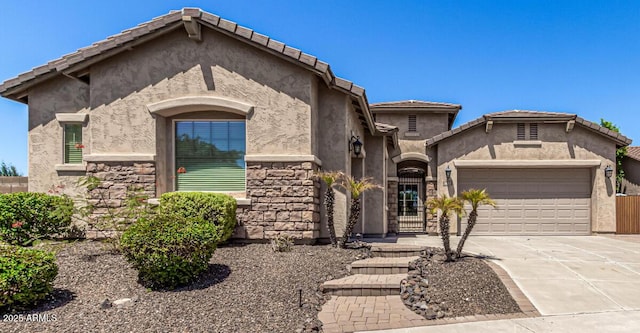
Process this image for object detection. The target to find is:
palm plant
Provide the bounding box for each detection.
[338,175,381,248]
[316,171,344,247]
[427,195,463,261]
[456,189,496,258]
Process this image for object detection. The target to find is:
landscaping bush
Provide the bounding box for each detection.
[0,192,74,246]
[158,192,237,243]
[0,245,58,311]
[120,214,220,290]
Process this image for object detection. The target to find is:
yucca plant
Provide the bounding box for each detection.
[316,171,344,247]
[427,195,463,262]
[456,189,496,258]
[338,175,381,248]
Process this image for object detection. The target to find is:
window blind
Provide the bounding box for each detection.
[175,121,246,192]
[64,124,83,164]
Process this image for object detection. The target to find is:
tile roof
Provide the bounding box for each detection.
[0,8,376,131]
[425,110,632,147]
[626,146,640,162]
[370,100,461,110]
[374,122,399,134]
[485,110,575,119]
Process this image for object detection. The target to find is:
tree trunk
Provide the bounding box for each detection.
[325,189,337,247]
[439,215,453,261]
[456,210,477,258]
[340,198,360,248]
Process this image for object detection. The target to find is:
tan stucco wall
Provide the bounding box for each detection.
[376,112,449,178]
[316,84,352,239]
[434,122,617,233]
[27,76,90,193]
[363,134,386,236]
[89,28,314,157]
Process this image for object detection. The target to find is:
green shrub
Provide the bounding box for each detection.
[0,245,58,311]
[0,192,74,246]
[158,192,237,243]
[120,214,220,290]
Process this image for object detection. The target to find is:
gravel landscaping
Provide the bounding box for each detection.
[401,247,521,319]
[2,241,523,332]
[1,241,367,333]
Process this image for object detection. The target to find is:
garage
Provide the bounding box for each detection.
[457,168,592,235]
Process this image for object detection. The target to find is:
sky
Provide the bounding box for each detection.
[1,0,639,175]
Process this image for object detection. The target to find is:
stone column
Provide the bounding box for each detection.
[425,180,438,235]
[387,178,399,234]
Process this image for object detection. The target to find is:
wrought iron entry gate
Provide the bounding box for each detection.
[397,169,426,233]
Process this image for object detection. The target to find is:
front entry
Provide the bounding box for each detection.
[397,168,426,232]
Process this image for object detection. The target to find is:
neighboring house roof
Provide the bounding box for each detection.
[370,100,461,110]
[0,8,382,134]
[626,147,640,162]
[425,110,632,147]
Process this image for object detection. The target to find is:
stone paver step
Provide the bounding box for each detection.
[349,256,420,274]
[322,274,405,296]
[370,243,426,258]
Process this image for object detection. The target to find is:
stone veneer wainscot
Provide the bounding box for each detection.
[235,161,321,242]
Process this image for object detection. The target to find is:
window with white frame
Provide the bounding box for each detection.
[174,121,246,192]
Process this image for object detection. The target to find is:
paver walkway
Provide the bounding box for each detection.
[318,241,538,333]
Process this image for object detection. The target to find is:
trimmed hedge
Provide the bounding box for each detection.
[158,192,237,243]
[0,192,74,246]
[120,214,220,290]
[0,245,58,311]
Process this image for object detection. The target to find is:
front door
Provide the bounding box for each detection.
[398,171,425,232]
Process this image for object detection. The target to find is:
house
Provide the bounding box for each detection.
[0,8,631,240]
[621,147,640,195]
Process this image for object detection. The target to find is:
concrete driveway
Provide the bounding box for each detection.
[398,235,640,316]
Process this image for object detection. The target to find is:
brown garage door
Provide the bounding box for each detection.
[458,168,591,235]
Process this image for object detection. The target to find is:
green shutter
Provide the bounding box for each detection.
[64,124,83,164]
[175,121,246,192]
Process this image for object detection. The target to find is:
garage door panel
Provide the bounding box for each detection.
[459,168,591,235]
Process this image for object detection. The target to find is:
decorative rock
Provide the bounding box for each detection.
[113,298,134,307]
[436,311,445,319]
[100,298,112,309]
[424,309,437,320]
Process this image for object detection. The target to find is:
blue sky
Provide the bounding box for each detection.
[1,0,639,175]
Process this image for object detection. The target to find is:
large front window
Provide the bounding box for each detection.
[175,121,246,192]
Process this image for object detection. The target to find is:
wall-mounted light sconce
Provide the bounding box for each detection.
[445,165,452,181]
[604,165,613,179]
[350,135,363,156]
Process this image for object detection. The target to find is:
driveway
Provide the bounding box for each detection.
[398,235,640,316]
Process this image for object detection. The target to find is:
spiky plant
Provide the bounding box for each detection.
[427,195,464,262]
[316,171,344,247]
[456,189,496,258]
[338,175,381,248]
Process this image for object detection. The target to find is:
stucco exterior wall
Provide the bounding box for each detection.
[375,112,448,152]
[622,157,640,195]
[89,28,314,157]
[316,84,352,239]
[434,122,617,233]
[27,76,90,193]
[364,134,386,236]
